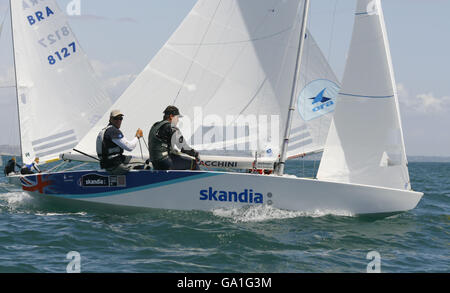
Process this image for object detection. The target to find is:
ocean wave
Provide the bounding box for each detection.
[0,192,33,210]
[34,212,88,217]
[212,205,354,223]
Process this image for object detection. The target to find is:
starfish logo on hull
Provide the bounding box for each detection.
[298,79,340,121]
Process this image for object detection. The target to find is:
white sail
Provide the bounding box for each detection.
[0,8,20,157]
[317,0,411,190]
[10,0,112,164]
[75,0,339,162]
[0,88,20,156]
[0,12,4,36]
[287,30,339,159]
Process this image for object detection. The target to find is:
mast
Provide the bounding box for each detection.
[276,0,310,176]
[8,0,24,163]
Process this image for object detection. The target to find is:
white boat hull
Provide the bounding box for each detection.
[20,170,423,215]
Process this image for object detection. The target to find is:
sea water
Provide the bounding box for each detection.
[0,157,448,273]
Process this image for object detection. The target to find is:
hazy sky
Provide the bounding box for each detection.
[0,0,449,156]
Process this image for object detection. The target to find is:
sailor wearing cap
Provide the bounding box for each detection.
[96,110,143,175]
[148,106,200,171]
[4,157,21,176]
[20,157,41,175]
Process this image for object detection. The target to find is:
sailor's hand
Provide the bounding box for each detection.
[182,148,199,159]
[136,128,143,138]
[190,149,200,160]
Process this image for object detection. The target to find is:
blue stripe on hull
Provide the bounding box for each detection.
[59,173,220,199]
[21,170,220,199]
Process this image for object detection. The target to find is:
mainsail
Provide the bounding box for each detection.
[76,0,339,162]
[317,0,411,190]
[0,7,20,156]
[0,88,20,156]
[10,0,111,164]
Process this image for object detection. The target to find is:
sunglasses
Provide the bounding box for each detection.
[113,116,123,121]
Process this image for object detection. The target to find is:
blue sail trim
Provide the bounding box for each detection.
[339,93,394,99]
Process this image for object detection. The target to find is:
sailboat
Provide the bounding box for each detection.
[3,0,112,183]
[20,0,423,215]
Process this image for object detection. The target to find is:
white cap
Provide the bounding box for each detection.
[110,109,124,118]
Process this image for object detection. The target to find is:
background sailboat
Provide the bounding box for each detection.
[3,0,112,169]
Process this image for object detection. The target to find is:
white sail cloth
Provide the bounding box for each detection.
[10,0,111,164]
[0,8,20,156]
[0,88,20,156]
[75,0,339,161]
[317,0,411,190]
[0,12,4,36]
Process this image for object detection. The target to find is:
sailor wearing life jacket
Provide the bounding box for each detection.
[96,110,143,175]
[4,157,21,176]
[20,157,41,175]
[149,106,200,171]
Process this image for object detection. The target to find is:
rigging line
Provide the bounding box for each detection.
[138,138,144,160]
[293,1,313,177]
[303,7,313,178]
[172,0,223,105]
[235,78,268,119]
[222,3,300,125]
[169,27,293,47]
[327,0,339,63]
[141,136,149,152]
[306,30,321,178]
[47,160,67,173]
[183,1,238,112]
[9,0,24,163]
[177,1,287,113]
[63,162,89,172]
[219,8,293,124]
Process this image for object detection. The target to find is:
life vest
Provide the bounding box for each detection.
[148,120,172,162]
[4,160,16,175]
[96,125,124,169]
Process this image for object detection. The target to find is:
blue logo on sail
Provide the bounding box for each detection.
[298,79,340,121]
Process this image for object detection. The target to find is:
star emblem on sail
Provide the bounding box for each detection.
[310,88,331,104]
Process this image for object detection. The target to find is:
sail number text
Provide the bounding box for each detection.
[48,42,77,65]
[38,26,72,48]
